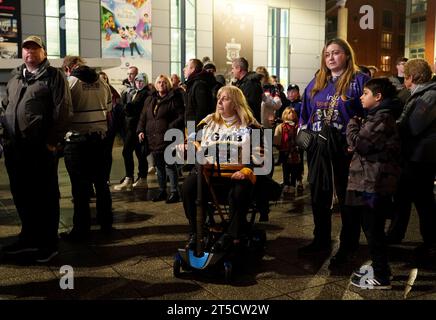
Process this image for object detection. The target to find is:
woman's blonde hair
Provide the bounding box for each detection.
[311,38,359,99]
[281,107,298,122]
[154,74,173,90]
[255,66,271,85]
[212,86,260,127]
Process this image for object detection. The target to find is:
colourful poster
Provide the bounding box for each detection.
[0,0,20,59]
[101,0,152,89]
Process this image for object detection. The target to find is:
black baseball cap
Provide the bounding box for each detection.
[287,84,299,92]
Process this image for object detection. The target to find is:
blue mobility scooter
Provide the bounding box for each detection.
[173,162,267,283]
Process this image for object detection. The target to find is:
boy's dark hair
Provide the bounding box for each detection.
[364,78,397,99]
[396,57,408,65]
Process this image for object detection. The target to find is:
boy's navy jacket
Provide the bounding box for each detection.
[346,98,402,196]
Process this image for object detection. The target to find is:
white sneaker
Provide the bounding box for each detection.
[132,177,148,189]
[148,166,156,174]
[113,177,133,191]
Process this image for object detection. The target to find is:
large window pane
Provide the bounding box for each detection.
[280,38,288,67]
[171,29,181,61]
[411,0,427,14]
[171,62,181,76]
[46,0,59,17]
[186,29,196,63]
[268,8,276,37]
[268,7,289,83]
[65,0,78,19]
[280,9,289,37]
[66,19,79,55]
[171,0,181,28]
[186,0,196,30]
[171,0,196,78]
[46,17,60,57]
[268,36,277,67]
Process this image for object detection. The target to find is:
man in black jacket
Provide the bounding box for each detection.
[1,36,72,262]
[183,58,215,129]
[231,57,263,123]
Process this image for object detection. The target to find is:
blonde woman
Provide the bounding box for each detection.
[182,86,264,252]
[137,75,184,202]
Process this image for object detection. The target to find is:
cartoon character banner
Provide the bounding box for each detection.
[0,0,20,59]
[101,0,152,89]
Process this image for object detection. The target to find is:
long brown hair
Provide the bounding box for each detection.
[311,38,359,99]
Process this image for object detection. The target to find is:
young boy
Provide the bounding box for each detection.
[346,78,402,290]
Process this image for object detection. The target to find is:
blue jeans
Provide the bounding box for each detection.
[152,151,179,193]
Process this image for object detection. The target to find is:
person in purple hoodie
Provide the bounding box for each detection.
[298,38,369,259]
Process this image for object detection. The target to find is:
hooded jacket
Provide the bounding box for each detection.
[346,98,402,195]
[233,71,263,122]
[68,65,112,135]
[184,70,216,127]
[1,59,72,145]
[397,81,436,163]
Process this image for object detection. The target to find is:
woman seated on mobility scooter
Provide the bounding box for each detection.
[182,86,267,253]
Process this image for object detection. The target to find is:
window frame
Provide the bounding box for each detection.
[380,55,391,72]
[45,0,79,58]
[170,0,197,80]
[381,32,393,49]
[267,7,289,86]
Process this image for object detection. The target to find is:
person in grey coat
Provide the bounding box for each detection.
[387,59,436,262]
[0,36,72,262]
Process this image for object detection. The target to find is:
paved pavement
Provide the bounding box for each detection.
[0,145,435,300]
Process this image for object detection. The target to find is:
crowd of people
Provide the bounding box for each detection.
[0,36,435,292]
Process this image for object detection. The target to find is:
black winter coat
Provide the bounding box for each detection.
[233,72,263,123]
[137,89,184,153]
[184,70,216,128]
[121,86,152,130]
[397,81,436,163]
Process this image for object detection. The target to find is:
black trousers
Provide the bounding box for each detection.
[103,129,116,183]
[64,134,112,232]
[122,128,148,179]
[4,139,60,248]
[388,161,436,245]
[182,171,253,238]
[351,202,390,279]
